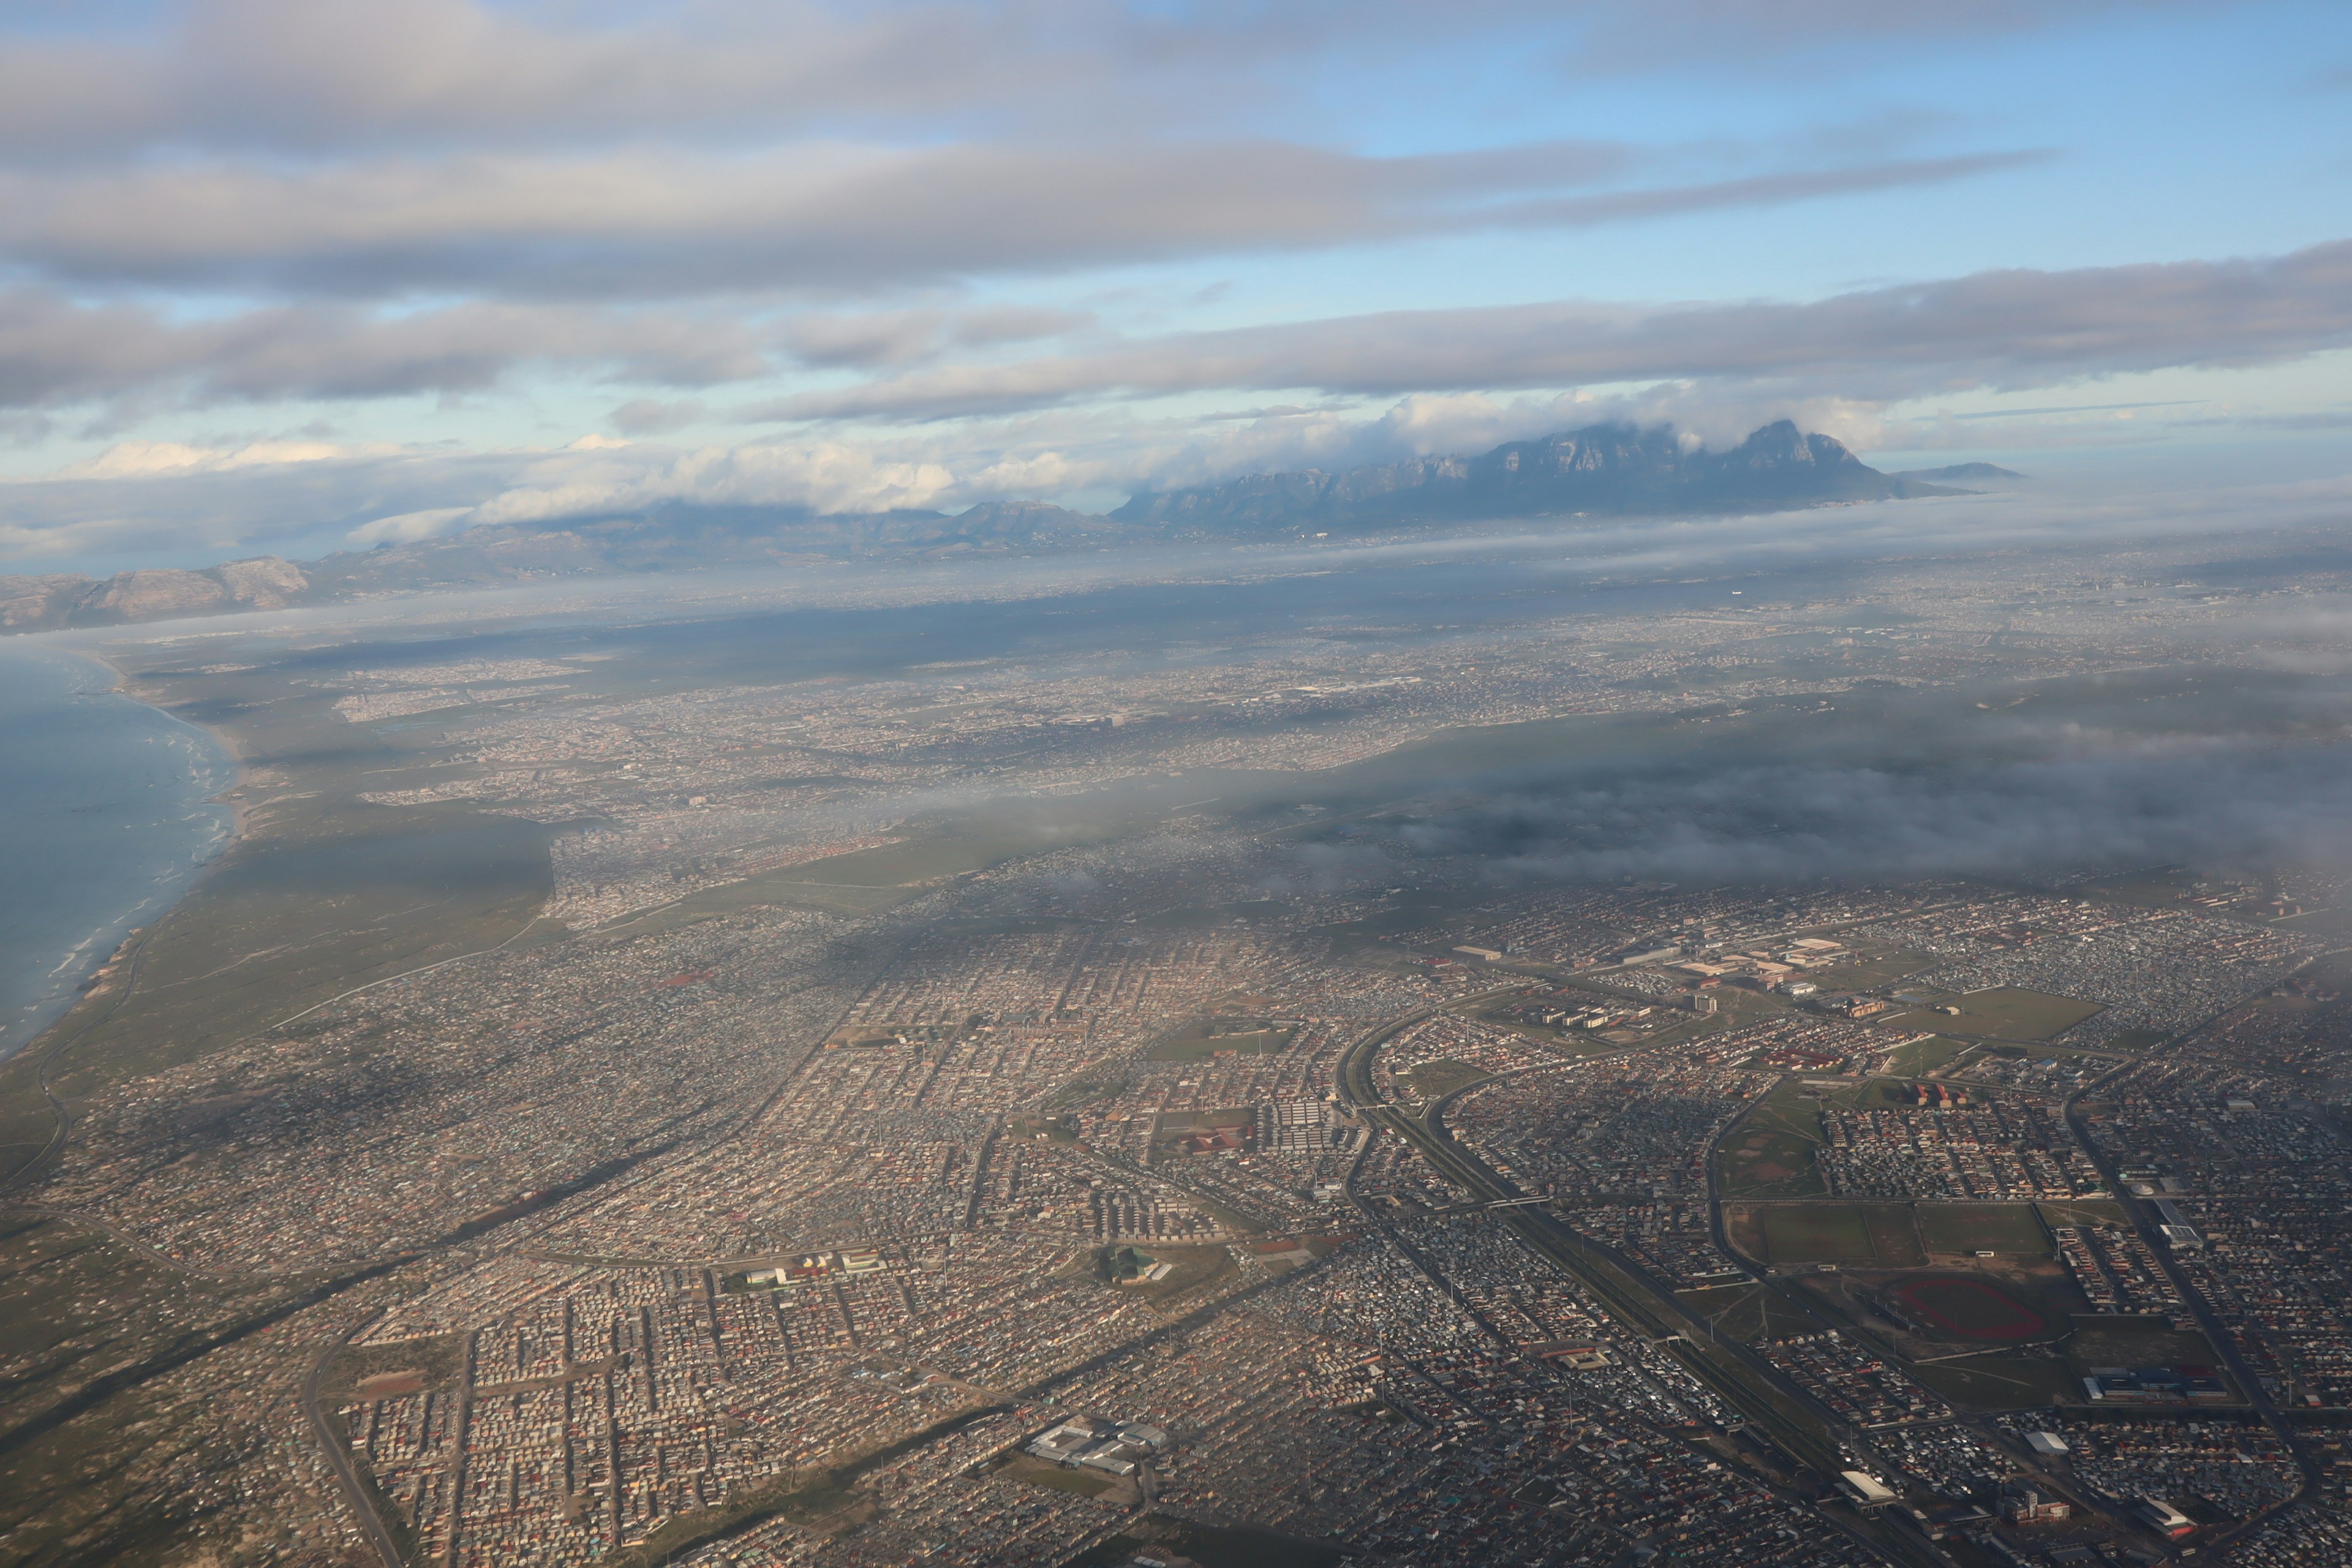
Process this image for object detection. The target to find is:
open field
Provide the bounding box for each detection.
[0,1216,347,1568]
[1146,1020,1294,1062]
[1714,1079,1830,1197]
[1402,1058,1494,1099]
[995,1452,1120,1497]
[1806,951,1937,990]
[1916,1203,2052,1259]
[1905,1354,2083,1411]
[1893,1275,2048,1340]
[1070,1515,1349,1568]
[1876,1034,1975,1077]
[2065,1317,2238,1393]
[1726,1202,1927,1268]
[1677,1282,1828,1345]
[1882,986,2103,1041]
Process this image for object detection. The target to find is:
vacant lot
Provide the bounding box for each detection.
[1917,1204,2051,1258]
[1877,1035,1975,1077]
[1677,1282,1826,1345]
[1147,1020,1294,1061]
[1807,951,1937,990]
[1883,987,2103,1041]
[1894,1275,2048,1340]
[2067,1318,2237,1397]
[1403,1058,1493,1099]
[1072,1515,1349,1568]
[1716,1082,1830,1197]
[1906,1354,2082,1410]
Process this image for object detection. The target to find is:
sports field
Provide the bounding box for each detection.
[1916,1203,2051,1258]
[1728,1202,1925,1267]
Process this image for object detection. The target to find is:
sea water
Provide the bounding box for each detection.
[0,643,234,1061]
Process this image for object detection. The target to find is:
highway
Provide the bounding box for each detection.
[303,1312,408,1568]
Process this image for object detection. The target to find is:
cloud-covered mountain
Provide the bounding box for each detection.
[0,420,1966,633]
[1112,420,1957,532]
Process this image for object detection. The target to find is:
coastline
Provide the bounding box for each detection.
[0,643,244,1066]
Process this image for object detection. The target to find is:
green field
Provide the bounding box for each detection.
[1916,1204,2052,1258]
[2037,1200,2129,1230]
[1726,1202,1929,1268]
[1865,1205,1931,1267]
[1765,1204,1873,1264]
[1883,986,2104,1041]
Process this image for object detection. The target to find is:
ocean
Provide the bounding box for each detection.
[0,643,235,1061]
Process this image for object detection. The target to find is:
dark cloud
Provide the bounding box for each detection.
[755,238,2352,420]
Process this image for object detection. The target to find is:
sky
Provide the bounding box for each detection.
[1,0,2349,574]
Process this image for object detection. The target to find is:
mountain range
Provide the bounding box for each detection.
[1,421,2006,634]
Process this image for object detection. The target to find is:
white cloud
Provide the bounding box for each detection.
[346,506,472,546]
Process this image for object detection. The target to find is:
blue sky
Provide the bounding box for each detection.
[0,0,2347,572]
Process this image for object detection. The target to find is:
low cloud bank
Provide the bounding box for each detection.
[1391,743,2352,886]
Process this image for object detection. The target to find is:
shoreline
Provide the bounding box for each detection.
[0,645,247,1068]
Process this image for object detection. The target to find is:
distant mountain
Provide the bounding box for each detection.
[1888,461,2026,489]
[0,503,1120,634]
[0,556,311,633]
[1112,420,1959,533]
[0,421,1981,636]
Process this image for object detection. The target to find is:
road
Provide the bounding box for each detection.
[1334,997,1955,1568]
[303,1311,409,1568]
[2062,1015,2328,1554]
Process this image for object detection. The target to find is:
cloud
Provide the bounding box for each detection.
[1392,741,2352,888]
[345,506,472,546]
[56,437,351,478]
[0,0,2152,165]
[755,238,2352,420]
[1,136,1950,299]
[0,292,769,410]
[609,398,707,436]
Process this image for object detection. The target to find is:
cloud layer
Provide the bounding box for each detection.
[0,0,2339,572]
[1393,742,2352,888]
[757,240,2352,420]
